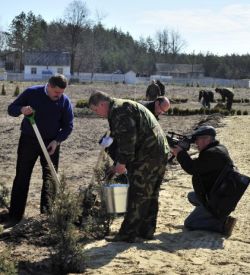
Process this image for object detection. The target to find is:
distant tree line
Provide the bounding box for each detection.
[0,0,250,79]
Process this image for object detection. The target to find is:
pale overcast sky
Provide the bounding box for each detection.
[0,0,250,56]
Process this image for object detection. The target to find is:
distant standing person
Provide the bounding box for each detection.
[156,80,166,96]
[5,74,74,228]
[146,80,161,101]
[215,87,234,110]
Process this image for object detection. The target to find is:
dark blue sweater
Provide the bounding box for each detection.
[8,85,74,142]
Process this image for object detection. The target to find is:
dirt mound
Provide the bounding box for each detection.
[193,113,224,129]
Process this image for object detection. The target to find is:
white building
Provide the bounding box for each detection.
[156,63,205,78]
[24,51,71,80]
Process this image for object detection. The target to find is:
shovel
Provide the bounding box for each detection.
[26,112,60,191]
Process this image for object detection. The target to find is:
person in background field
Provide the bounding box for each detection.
[207,90,214,103]
[3,74,74,228]
[198,90,213,109]
[139,96,171,120]
[89,91,169,242]
[171,125,237,237]
[156,79,166,96]
[146,80,161,101]
[215,87,234,110]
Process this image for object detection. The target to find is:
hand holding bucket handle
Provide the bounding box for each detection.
[26,111,60,191]
[103,162,127,181]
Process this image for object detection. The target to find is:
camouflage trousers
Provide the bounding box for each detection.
[119,159,167,238]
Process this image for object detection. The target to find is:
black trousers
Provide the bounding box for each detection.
[9,134,60,221]
[226,95,234,110]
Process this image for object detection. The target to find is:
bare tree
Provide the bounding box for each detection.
[169,29,186,56]
[63,0,89,74]
[155,28,170,55]
[94,9,107,25]
[145,36,155,54]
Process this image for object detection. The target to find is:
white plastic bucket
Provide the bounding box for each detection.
[102,184,129,214]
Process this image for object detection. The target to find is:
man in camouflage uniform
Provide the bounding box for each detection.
[215,87,234,110]
[156,80,166,96]
[89,91,169,242]
[146,80,161,101]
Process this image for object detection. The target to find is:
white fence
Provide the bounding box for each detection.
[164,77,250,88]
[6,73,24,81]
[73,73,126,83]
[2,72,250,88]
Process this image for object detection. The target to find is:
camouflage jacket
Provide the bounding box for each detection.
[107,98,169,166]
[217,88,234,101]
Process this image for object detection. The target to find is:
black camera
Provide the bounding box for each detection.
[166,131,192,151]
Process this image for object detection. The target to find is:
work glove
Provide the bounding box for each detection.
[99,134,113,148]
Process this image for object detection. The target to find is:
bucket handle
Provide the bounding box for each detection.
[104,173,129,187]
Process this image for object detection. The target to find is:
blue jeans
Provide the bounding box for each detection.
[184,192,226,233]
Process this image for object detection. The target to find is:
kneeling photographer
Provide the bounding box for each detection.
[171,125,238,237]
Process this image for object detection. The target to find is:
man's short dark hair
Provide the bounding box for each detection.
[48,74,68,89]
[88,91,112,106]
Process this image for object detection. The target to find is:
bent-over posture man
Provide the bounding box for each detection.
[5,74,74,228]
[198,90,213,109]
[215,87,234,110]
[171,125,237,236]
[89,91,169,242]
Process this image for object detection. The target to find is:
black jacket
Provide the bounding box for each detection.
[177,140,233,205]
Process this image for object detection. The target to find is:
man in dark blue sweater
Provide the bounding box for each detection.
[5,74,74,227]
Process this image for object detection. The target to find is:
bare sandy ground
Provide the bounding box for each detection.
[0,85,249,274]
[83,116,250,275]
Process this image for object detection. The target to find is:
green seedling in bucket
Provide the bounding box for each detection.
[26,112,60,192]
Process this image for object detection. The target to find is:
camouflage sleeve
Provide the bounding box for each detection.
[110,111,137,164]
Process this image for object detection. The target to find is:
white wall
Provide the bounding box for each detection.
[6,71,250,88]
[24,65,71,80]
[150,75,173,82]
[0,72,7,81]
[73,73,126,83]
[166,77,250,88]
